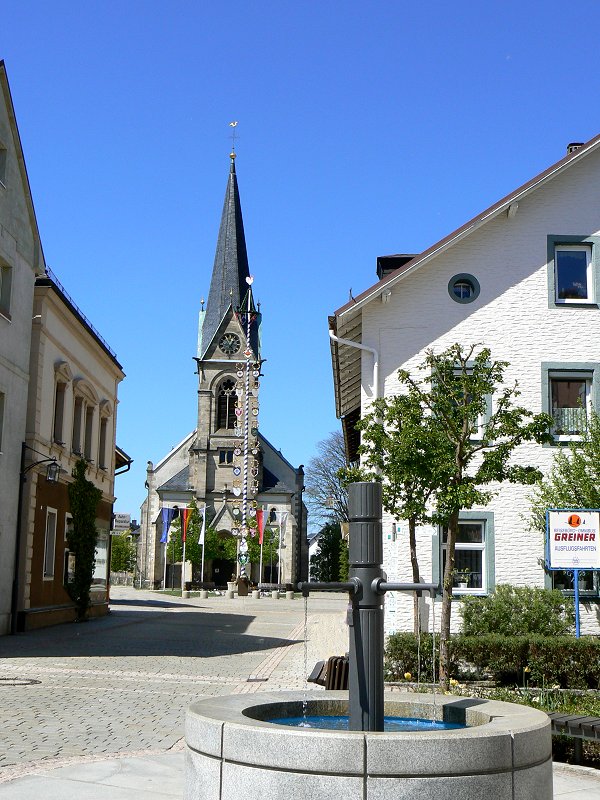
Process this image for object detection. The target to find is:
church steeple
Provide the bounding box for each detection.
[198,153,251,358]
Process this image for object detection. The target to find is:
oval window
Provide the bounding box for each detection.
[448,274,480,304]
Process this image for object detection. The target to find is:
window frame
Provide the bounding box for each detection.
[447,273,480,304]
[0,262,12,320]
[43,507,58,580]
[0,390,4,453]
[541,362,599,444]
[218,449,234,465]
[216,377,237,430]
[547,235,600,309]
[432,511,495,597]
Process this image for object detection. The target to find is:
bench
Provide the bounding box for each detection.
[308,655,349,690]
[547,712,600,764]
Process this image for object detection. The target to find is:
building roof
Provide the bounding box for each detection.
[157,464,192,493]
[330,133,600,432]
[199,155,258,358]
[0,61,46,276]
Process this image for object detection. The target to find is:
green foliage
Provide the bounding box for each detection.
[310,522,345,582]
[110,533,136,572]
[67,459,102,620]
[529,410,600,533]
[385,631,600,689]
[461,584,575,637]
[384,632,448,683]
[370,343,553,686]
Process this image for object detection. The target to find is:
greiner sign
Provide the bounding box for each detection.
[547,510,600,570]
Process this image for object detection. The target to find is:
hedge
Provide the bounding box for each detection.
[385,632,600,689]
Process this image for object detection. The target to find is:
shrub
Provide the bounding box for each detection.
[384,632,600,689]
[460,584,574,637]
[527,636,600,690]
[385,632,455,683]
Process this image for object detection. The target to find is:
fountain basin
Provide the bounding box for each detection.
[184,690,553,799]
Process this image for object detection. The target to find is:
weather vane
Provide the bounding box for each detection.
[229,121,239,156]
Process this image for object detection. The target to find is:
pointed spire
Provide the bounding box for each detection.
[199,154,251,358]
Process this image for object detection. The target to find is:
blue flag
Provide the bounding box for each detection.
[160,507,177,543]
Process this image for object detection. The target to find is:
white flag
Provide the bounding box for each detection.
[276,511,288,530]
[199,505,207,545]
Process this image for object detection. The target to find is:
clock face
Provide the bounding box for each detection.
[219,333,241,355]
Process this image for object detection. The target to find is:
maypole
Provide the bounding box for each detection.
[233,276,260,580]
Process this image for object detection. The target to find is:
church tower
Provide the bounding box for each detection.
[140,151,308,589]
[191,151,262,546]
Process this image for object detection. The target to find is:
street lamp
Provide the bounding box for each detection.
[11,443,61,634]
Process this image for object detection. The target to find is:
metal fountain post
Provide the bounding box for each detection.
[299,482,437,732]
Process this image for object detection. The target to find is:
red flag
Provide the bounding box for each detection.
[256,509,265,544]
[181,508,190,542]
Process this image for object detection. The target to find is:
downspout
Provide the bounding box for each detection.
[328,328,379,401]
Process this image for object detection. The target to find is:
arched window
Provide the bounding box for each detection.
[217,379,236,430]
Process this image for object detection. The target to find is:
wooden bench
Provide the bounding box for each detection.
[547,712,600,763]
[308,656,349,690]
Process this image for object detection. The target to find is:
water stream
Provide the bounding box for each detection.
[302,594,309,721]
[431,594,437,710]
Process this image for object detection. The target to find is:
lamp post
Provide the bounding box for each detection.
[11,443,60,635]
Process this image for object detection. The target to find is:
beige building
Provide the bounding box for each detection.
[0,62,45,635]
[14,269,126,630]
[139,155,307,589]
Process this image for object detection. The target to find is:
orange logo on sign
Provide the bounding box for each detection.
[568,514,582,528]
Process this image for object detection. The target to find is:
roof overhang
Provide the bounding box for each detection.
[329,133,600,459]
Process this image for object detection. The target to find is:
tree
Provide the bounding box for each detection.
[345,389,454,633]
[305,431,350,527]
[358,344,553,688]
[309,522,345,582]
[529,411,600,534]
[110,533,136,572]
[67,458,102,620]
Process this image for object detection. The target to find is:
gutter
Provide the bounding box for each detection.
[328,328,379,401]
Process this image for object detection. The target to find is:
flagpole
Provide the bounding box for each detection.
[199,505,206,588]
[163,543,167,589]
[181,537,186,595]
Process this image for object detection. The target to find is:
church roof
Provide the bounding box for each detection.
[157,464,191,493]
[199,156,252,358]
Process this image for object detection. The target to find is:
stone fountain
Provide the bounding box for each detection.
[184,483,553,799]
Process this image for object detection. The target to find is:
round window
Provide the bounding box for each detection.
[448,274,480,304]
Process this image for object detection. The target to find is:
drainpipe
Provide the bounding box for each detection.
[328,328,379,401]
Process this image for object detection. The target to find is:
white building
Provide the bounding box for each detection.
[0,62,45,634]
[330,137,600,635]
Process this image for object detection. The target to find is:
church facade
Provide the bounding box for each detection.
[139,155,307,589]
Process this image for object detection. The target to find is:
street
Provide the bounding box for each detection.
[0,587,348,780]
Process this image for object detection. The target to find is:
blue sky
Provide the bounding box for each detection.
[3,1,600,519]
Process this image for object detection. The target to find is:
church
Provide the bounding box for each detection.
[138,152,307,589]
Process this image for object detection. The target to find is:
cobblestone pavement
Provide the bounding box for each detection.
[0,587,348,780]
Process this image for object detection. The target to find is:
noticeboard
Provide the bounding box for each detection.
[546,509,600,570]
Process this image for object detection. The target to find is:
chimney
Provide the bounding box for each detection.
[567,142,584,155]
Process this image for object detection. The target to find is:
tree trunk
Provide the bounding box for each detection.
[439,509,459,689]
[408,517,421,635]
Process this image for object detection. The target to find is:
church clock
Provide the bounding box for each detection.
[218,333,241,355]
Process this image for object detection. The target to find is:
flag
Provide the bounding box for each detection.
[256,509,265,544]
[181,508,190,542]
[160,507,177,544]
[199,505,206,545]
[276,511,288,531]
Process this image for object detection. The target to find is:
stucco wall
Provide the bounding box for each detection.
[359,151,600,636]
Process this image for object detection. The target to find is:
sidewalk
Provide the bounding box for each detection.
[0,587,598,798]
[1,744,598,798]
